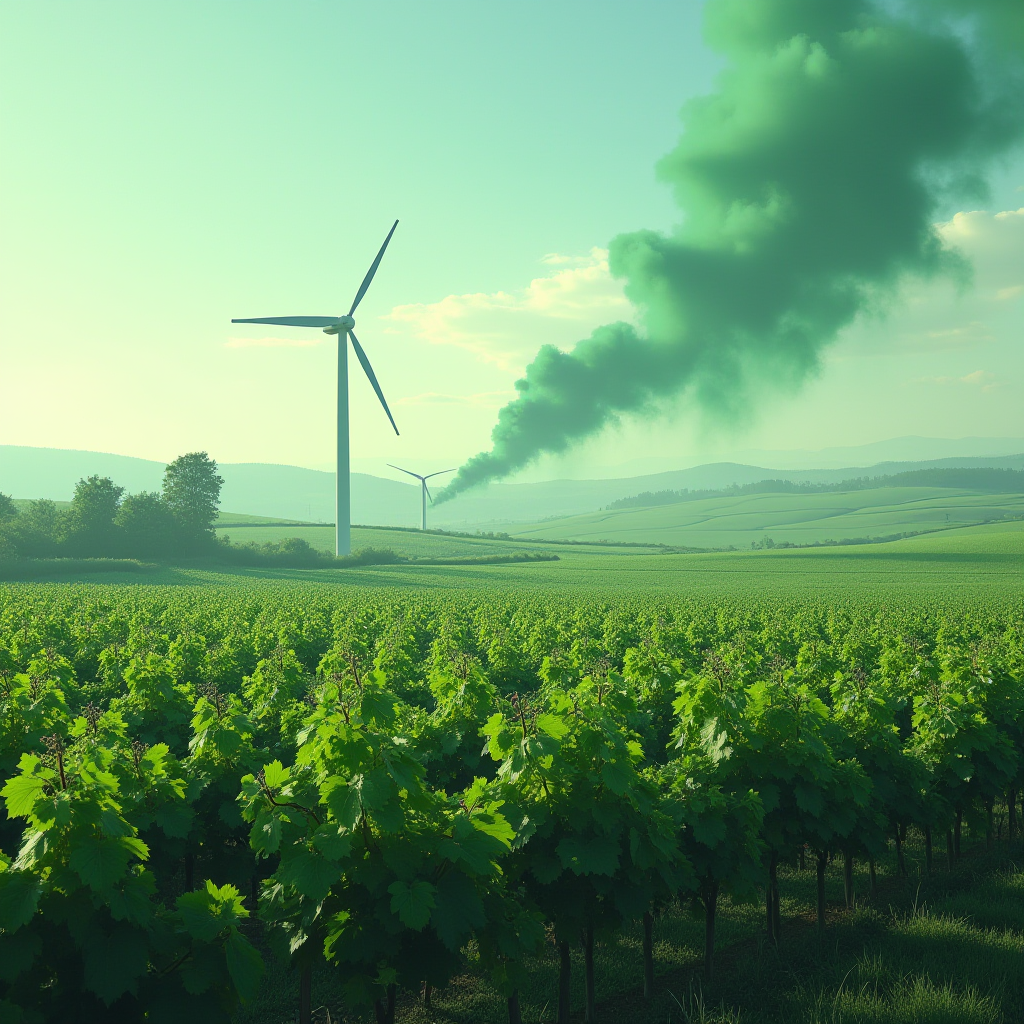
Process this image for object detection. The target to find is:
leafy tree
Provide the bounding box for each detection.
[64,476,124,556]
[0,492,16,522]
[162,452,223,549]
[116,491,178,558]
[4,498,63,558]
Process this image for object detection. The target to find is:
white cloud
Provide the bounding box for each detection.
[913,369,1000,392]
[225,336,324,349]
[383,248,633,371]
[857,207,1024,354]
[937,207,1024,300]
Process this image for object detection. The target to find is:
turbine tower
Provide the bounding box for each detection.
[232,221,400,556]
[388,465,455,531]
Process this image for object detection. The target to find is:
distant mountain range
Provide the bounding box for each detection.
[3,442,1024,529]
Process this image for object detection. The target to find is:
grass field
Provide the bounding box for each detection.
[28,517,1024,603]
[4,519,1024,1024]
[506,485,1024,548]
[214,523,666,558]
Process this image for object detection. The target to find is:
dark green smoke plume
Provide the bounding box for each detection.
[437,0,1023,502]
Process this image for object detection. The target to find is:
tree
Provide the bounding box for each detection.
[0,494,17,559]
[115,491,178,558]
[162,453,223,549]
[64,475,124,556]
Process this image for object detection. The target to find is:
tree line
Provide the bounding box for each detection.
[0,452,224,560]
[607,467,1024,511]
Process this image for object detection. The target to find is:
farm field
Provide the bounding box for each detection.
[2,520,1023,1023]
[214,523,667,559]
[508,485,1024,548]
[93,518,1024,602]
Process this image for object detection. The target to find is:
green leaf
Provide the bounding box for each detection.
[312,824,353,861]
[323,776,361,830]
[106,871,156,926]
[692,815,727,849]
[177,888,227,943]
[600,759,633,796]
[81,924,150,1004]
[387,879,436,929]
[2,774,45,819]
[430,871,485,949]
[277,847,338,903]
[262,760,289,788]
[354,768,398,811]
[361,687,398,727]
[556,835,620,877]
[175,880,246,945]
[0,930,41,984]
[225,930,264,1003]
[252,812,283,855]
[535,713,569,739]
[153,802,193,839]
[439,816,505,875]
[0,871,42,932]
[70,836,141,891]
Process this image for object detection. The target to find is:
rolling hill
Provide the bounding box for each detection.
[5,443,1024,532]
[506,485,1024,549]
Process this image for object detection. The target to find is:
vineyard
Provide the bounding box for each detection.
[2,581,1024,1023]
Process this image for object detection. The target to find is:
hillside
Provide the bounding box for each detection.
[507,485,1024,548]
[5,443,1024,531]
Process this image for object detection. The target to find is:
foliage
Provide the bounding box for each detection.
[1,584,1024,1018]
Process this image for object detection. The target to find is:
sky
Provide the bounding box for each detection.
[1,1,1022,485]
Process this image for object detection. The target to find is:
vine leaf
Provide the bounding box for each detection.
[225,930,264,1002]
[387,879,436,929]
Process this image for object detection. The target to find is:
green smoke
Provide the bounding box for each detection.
[437,0,1023,503]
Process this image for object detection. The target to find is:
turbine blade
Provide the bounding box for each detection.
[350,332,399,435]
[387,463,423,481]
[424,482,433,503]
[423,468,457,479]
[348,220,399,316]
[231,316,338,328]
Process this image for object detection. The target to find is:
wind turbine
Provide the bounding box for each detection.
[388,465,455,531]
[232,221,400,556]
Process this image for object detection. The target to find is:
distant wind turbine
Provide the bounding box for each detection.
[232,221,400,556]
[388,465,456,531]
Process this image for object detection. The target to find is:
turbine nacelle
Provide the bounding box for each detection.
[324,315,355,335]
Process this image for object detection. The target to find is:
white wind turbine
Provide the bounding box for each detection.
[388,465,455,531]
[232,221,400,556]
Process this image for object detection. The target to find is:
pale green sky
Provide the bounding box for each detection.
[1,1,1022,483]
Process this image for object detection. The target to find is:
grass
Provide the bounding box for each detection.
[236,824,1024,1024]
[12,518,1024,602]
[214,524,665,558]
[506,485,1024,548]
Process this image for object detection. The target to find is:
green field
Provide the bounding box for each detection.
[2,520,1024,1024]
[147,518,1024,602]
[214,523,666,559]
[506,485,1024,548]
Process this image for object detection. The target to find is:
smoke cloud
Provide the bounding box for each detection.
[437,0,1023,502]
